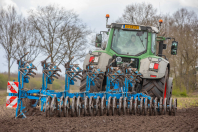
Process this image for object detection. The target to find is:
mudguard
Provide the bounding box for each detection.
[139,57,169,79]
[83,52,112,72]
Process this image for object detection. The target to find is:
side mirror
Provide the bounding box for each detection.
[95,34,102,48]
[171,41,178,55]
[163,44,167,49]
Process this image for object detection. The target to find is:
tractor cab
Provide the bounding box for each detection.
[96,23,159,57]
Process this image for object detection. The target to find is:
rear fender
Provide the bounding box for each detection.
[139,57,169,79]
[83,52,112,72]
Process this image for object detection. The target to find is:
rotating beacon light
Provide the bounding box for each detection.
[158,19,163,31]
[106,14,110,27]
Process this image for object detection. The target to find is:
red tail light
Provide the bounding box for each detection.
[150,75,156,77]
[89,56,95,62]
[153,63,159,70]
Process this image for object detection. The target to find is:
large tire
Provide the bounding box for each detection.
[141,68,169,99]
[79,71,104,92]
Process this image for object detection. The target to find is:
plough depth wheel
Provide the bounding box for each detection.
[163,98,167,115]
[112,97,117,116]
[101,97,106,116]
[149,97,153,116]
[76,96,82,117]
[123,97,128,115]
[129,97,133,115]
[50,96,58,117]
[107,96,112,116]
[159,97,163,115]
[84,96,89,116]
[169,98,172,115]
[45,96,51,117]
[154,97,158,116]
[58,96,64,117]
[144,97,148,116]
[118,97,123,116]
[96,96,101,116]
[71,96,77,117]
[134,97,138,115]
[140,97,144,115]
[64,96,70,117]
[89,96,95,116]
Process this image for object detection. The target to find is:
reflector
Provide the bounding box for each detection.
[89,56,95,62]
[153,63,159,70]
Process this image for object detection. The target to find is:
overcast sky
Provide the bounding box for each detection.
[0,0,198,74]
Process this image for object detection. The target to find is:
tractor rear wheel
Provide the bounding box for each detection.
[141,68,169,100]
[79,71,104,92]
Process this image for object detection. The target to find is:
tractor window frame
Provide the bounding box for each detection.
[110,28,148,56]
[151,33,157,54]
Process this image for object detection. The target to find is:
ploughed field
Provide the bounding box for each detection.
[0,107,198,132]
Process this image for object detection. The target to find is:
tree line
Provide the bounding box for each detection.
[0,5,91,81]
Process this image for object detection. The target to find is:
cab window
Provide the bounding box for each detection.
[151,33,156,54]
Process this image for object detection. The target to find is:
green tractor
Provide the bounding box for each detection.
[80,14,178,104]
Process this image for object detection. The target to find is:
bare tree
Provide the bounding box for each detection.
[0,6,20,81]
[15,18,41,61]
[117,2,159,27]
[28,5,91,65]
[171,8,198,92]
[61,23,91,64]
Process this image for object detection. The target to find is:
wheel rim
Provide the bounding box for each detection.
[84,96,89,116]
[129,97,133,115]
[71,96,76,117]
[89,96,94,116]
[107,96,112,116]
[96,96,101,116]
[112,97,117,116]
[76,96,82,117]
[123,97,128,115]
[101,97,106,116]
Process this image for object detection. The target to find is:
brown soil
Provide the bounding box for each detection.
[0,107,198,132]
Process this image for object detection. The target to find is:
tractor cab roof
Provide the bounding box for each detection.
[107,23,159,33]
